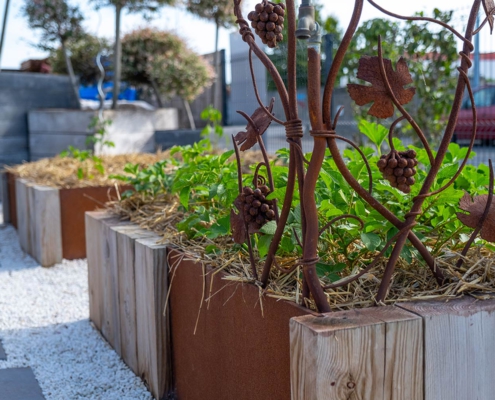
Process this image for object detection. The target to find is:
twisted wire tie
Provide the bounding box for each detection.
[310,130,337,138]
[239,25,254,43]
[284,119,304,139]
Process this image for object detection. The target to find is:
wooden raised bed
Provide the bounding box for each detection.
[290,296,495,400]
[85,212,172,399]
[3,174,130,266]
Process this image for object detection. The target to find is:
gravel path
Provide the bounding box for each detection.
[0,223,153,399]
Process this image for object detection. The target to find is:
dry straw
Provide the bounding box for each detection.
[4,153,171,189]
[107,192,495,311]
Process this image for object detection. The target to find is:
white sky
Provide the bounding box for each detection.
[0,0,491,70]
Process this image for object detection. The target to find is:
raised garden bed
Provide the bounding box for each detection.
[2,153,166,266]
[85,212,171,400]
[291,297,495,400]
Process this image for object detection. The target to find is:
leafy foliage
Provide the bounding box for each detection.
[121,28,215,102]
[23,0,84,50]
[50,33,112,85]
[185,0,236,28]
[343,9,459,144]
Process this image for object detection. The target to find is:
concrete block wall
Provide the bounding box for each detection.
[0,72,79,166]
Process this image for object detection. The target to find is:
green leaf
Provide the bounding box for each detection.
[179,187,191,209]
[316,262,346,281]
[77,168,84,180]
[257,234,273,258]
[260,220,277,235]
[358,119,389,153]
[361,232,382,251]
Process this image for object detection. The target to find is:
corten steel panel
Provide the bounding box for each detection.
[168,249,311,400]
[59,185,132,260]
[6,172,17,228]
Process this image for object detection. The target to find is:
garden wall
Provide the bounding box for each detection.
[0,72,79,166]
[28,108,179,160]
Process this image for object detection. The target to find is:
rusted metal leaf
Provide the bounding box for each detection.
[230,209,247,244]
[347,56,416,119]
[457,192,495,242]
[234,99,275,151]
[483,0,495,34]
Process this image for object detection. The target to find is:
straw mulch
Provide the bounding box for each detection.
[107,193,495,311]
[4,152,173,189]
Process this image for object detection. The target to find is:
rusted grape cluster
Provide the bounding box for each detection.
[248,1,285,48]
[240,185,276,227]
[377,150,418,194]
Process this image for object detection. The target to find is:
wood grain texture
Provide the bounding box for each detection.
[290,307,422,400]
[1,172,10,224]
[15,179,31,254]
[85,212,121,331]
[399,298,495,400]
[135,236,171,399]
[112,225,155,375]
[101,220,122,355]
[28,184,62,267]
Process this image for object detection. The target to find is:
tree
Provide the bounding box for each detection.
[50,34,112,86]
[185,0,236,110]
[121,28,214,128]
[90,0,175,110]
[343,9,458,144]
[23,0,84,108]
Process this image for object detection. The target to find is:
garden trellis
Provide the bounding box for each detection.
[231,0,495,312]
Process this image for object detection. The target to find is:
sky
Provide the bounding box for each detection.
[0,0,492,70]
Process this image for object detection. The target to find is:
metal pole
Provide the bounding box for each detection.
[474,14,480,88]
[0,0,11,71]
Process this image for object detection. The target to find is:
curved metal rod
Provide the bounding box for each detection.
[367,0,474,51]
[237,110,259,133]
[376,38,435,165]
[287,138,310,164]
[415,69,477,199]
[473,14,491,35]
[318,214,364,236]
[233,0,291,119]
[322,0,364,127]
[322,224,414,289]
[248,49,285,126]
[387,116,406,152]
[456,159,494,268]
[324,133,374,194]
[332,106,345,129]
[232,135,243,193]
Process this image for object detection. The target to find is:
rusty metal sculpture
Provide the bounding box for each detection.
[231,0,495,312]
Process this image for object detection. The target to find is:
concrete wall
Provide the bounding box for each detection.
[28,108,179,160]
[0,72,79,166]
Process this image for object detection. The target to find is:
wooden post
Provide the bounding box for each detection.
[15,178,31,254]
[85,212,173,398]
[28,184,62,267]
[112,224,156,374]
[135,237,171,399]
[290,306,423,400]
[0,171,9,224]
[398,297,495,400]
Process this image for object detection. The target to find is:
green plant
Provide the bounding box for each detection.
[200,106,223,142]
[89,0,176,109]
[59,146,105,180]
[87,117,115,149]
[23,0,85,108]
[59,116,114,180]
[50,33,112,85]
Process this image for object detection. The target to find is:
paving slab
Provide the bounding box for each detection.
[0,367,45,400]
[0,339,5,360]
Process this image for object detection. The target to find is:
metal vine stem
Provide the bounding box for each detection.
[232,0,495,312]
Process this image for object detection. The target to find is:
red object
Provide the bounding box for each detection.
[168,249,311,400]
[454,85,495,143]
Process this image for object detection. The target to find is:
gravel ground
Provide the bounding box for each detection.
[0,221,153,399]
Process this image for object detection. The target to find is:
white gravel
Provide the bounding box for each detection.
[0,223,153,399]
